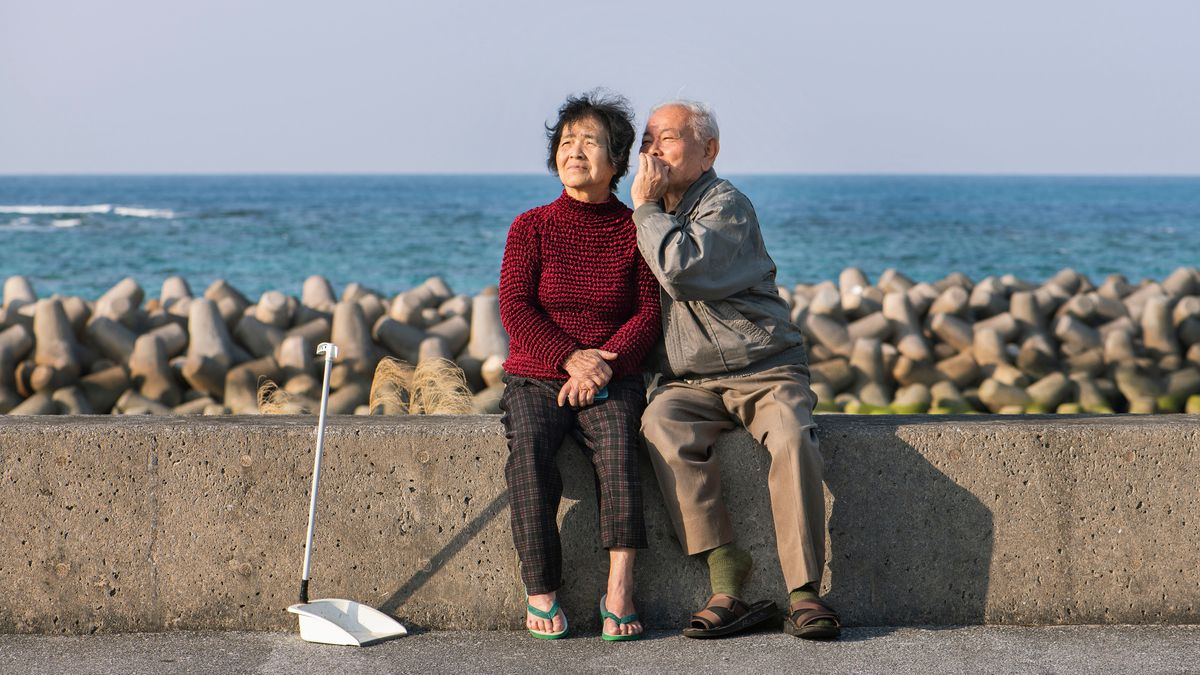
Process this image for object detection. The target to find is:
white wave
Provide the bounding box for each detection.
[52,218,83,228]
[112,206,176,219]
[0,204,176,219]
[0,204,113,215]
[2,217,41,231]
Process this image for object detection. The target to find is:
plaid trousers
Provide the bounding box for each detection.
[500,375,648,595]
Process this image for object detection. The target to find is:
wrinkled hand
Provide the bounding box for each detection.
[563,348,617,390]
[630,153,670,209]
[557,376,596,408]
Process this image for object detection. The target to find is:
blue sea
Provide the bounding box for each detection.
[1,175,1197,301]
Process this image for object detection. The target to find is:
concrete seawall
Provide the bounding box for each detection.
[1,415,1196,633]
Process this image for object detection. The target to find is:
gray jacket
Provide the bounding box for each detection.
[633,170,807,380]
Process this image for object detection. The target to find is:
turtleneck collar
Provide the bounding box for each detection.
[553,190,629,224]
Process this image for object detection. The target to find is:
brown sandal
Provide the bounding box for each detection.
[784,598,842,640]
[681,593,778,639]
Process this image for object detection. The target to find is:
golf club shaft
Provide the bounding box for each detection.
[299,346,335,602]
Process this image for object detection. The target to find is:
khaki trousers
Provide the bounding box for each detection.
[641,363,825,592]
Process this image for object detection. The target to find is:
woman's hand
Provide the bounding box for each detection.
[557,376,596,408]
[564,349,617,390]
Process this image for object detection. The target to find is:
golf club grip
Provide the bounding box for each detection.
[299,579,309,604]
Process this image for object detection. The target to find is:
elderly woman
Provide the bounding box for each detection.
[498,91,661,641]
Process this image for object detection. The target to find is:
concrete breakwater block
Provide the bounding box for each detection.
[4,268,1200,416]
[129,334,181,407]
[389,276,452,326]
[0,325,35,412]
[793,266,1200,414]
[2,275,38,312]
[93,277,144,329]
[466,289,508,361]
[0,415,1197,633]
[32,300,83,393]
[0,274,509,417]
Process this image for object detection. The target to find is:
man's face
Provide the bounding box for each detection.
[640,105,718,191]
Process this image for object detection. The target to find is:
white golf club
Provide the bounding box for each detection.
[287,342,408,646]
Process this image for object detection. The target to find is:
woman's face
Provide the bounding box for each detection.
[555,116,615,195]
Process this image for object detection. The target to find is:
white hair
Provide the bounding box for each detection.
[650,99,720,142]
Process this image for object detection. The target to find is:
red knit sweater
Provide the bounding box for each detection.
[499,191,661,380]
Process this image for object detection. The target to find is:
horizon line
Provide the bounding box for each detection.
[2,171,1199,179]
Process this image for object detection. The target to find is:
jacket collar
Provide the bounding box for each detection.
[670,169,721,217]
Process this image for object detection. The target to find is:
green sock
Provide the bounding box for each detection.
[789,583,834,626]
[705,543,753,597]
[788,582,819,606]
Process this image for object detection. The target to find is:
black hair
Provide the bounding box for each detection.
[545,89,636,192]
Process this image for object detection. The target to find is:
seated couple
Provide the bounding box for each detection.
[497,91,839,641]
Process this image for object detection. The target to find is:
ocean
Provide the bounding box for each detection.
[1,175,1197,301]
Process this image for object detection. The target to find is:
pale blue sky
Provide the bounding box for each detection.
[1,0,1197,174]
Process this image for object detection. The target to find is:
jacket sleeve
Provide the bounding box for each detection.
[498,214,580,372]
[633,188,774,302]
[600,254,662,373]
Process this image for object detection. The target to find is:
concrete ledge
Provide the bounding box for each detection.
[1,415,1197,633]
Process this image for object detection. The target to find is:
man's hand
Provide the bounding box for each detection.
[630,153,670,209]
[557,375,596,408]
[563,348,617,390]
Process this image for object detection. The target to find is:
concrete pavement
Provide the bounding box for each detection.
[2,626,1199,674]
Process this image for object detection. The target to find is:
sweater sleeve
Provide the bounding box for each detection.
[600,254,662,373]
[498,213,580,372]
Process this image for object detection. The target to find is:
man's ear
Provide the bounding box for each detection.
[702,138,720,170]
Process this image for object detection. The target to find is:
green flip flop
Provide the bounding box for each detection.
[527,598,569,639]
[600,594,642,642]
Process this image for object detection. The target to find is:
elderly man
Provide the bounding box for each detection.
[630,101,840,640]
